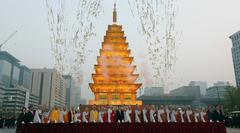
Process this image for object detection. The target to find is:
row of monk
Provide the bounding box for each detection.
[18,104,225,124]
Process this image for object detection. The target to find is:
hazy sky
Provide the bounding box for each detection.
[1,0,240,100]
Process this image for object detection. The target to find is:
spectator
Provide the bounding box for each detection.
[17,107,27,124]
[213,105,225,122]
[25,105,35,123]
[0,116,3,128]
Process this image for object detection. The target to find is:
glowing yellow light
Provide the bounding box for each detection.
[89,8,142,105]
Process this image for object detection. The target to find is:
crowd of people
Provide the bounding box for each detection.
[12,104,225,124]
[0,116,16,129]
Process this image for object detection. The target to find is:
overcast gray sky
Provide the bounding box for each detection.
[1,0,240,100]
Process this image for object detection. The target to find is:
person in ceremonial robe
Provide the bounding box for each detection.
[194,110,200,123]
[135,105,141,123]
[103,107,108,123]
[63,107,69,123]
[59,108,64,123]
[200,109,207,122]
[179,108,185,123]
[142,106,148,123]
[182,109,189,123]
[186,107,191,123]
[98,106,104,123]
[170,107,176,122]
[90,106,98,123]
[33,108,42,123]
[75,109,81,123]
[175,108,182,123]
[110,106,116,123]
[42,109,50,123]
[165,106,170,122]
[82,107,89,123]
[158,106,165,122]
[176,108,184,123]
[130,106,135,123]
[49,106,61,123]
[150,106,156,123]
[124,106,132,123]
[107,106,112,123]
[69,106,75,123]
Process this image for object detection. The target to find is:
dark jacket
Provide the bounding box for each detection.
[24,111,34,123]
[116,110,124,122]
[213,110,225,122]
[17,113,26,124]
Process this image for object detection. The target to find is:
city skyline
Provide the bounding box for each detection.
[1,0,240,100]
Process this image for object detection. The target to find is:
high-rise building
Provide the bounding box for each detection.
[170,86,201,99]
[19,65,31,89]
[31,68,66,109]
[63,75,73,108]
[143,86,164,96]
[0,51,20,88]
[206,86,229,99]
[205,82,230,99]
[189,81,208,96]
[230,31,240,86]
[0,51,30,115]
[89,4,142,105]
[213,81,230,86]
[0,84,5,113]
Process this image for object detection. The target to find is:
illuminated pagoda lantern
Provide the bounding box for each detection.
[89,4,142,105]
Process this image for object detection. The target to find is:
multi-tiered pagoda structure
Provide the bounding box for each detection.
[89,4,142,105]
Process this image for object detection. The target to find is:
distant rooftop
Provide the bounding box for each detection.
[229,30,240,39]
[20,65,31,72]
[0,51,20,64]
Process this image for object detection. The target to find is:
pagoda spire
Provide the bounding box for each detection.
[113,3,117,23]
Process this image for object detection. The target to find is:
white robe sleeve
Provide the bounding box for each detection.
[107,109,112,123]
[143,110,148,123]
[157,110,162,122]
[201,112,206,122]
[33,110,41,123]
[186,111,191,123]
[166,110,170,122]
[150,110,155,123]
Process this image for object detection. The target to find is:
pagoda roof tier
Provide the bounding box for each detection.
[107,25,122,31]
[92,74,138,84]
[95,65,136,74]
[103,38,126,43]
[102,43,129,50]
[89,83,142,93]
[106,31,124,37]
[104,36,126,41]
[97,56,133,65]
[100,50,131,57]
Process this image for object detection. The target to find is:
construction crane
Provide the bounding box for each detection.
[0,30,18,50]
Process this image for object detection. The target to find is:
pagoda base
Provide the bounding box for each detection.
[89,100,142,105]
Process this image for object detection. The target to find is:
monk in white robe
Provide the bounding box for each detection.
[107,107,112,123]
[142,107,148,123]
[98,107,104,123]
[135,107,141,123]
[124,107,132,123]
[165,106,170,122]
[157,107,163,123]
[82,107,89,123]
[150,106,156,123]
[33,109,41,123]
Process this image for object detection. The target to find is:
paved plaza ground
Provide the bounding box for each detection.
[0,127,239,133]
